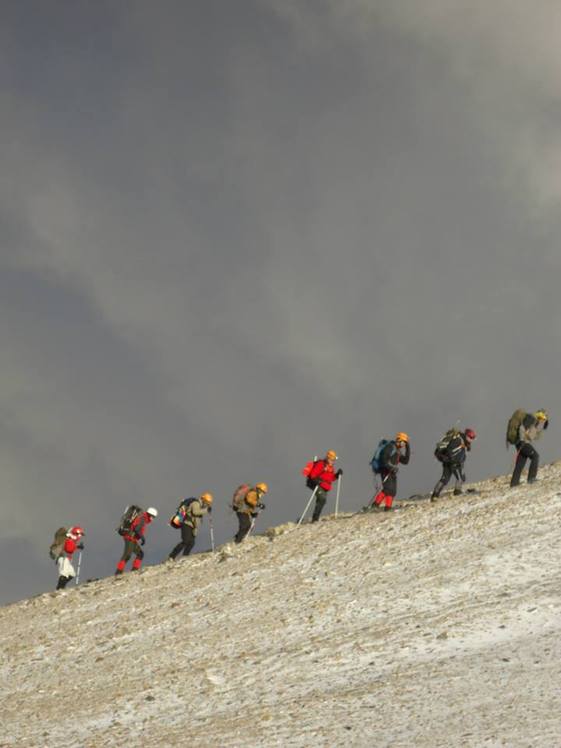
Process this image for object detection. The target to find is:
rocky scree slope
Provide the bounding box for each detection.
[2,464,561,747]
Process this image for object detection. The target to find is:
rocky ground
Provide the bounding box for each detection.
[2,464,561,747]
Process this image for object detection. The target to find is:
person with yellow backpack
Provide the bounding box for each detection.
[232,483,268,543]
[507,409,549,487]
[168,493,213,559]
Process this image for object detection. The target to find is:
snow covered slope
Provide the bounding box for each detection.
[3,464,561,747]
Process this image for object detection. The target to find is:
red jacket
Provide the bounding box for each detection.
[124,512,153,543]
[308,460,338,491]
[63,537,78,558]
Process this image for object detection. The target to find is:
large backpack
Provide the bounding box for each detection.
[232,484,250,511]
[506,409,526,447]
[169,498,197,528]
[116,505,143,536]
[49,527,68,560]
[434,428,461,462]
[370,439,390,474]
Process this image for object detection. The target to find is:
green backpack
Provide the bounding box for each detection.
[506,409,526,447]
[49,527,68,560]
[434,428,460,462]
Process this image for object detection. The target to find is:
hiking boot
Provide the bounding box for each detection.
[528,477,539,484]
[114,569,124,576]
[453,488,464,496]
[430,495,438,503]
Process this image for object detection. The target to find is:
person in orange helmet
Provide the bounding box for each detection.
[370,433,410,512]
[168,493,213,559]
[232,483,268,543]
[305,450,343,522]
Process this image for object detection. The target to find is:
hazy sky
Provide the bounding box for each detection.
[2,0,560,604]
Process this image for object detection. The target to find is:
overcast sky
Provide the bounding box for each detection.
[2,0,560,604]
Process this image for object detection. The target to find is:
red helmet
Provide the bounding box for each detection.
[69,526,85,537]
[464,428,476,441]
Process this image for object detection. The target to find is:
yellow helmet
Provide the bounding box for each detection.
[200,492,213,505]
[326,450,337,461]
[535,409,548,422]
[256,482,268,493]
[395,432,409,444]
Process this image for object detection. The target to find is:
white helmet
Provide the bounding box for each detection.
[146,507,158,518]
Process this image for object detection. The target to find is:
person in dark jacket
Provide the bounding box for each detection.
[115,507,158,575]
[306,450,343,522]
[168,493,213,559]
[510,410,549,487]
[371,433,410,511]
[431,428,476,502]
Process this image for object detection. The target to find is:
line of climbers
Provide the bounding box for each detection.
[49,408,549,589]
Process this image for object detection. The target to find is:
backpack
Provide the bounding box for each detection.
[506,409,526,447]
[49,527,68,560]
[232,484,250,511]
[169,498,197,528]
[370,439,390,474]
[302,460,321,489]
[434,428,461,462]
[116,505,143,536]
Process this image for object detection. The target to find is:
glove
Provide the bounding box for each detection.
[207,505,212,514]
[139,536,145,546]
[336,469,343,478]
[257,502,266,510]
[251,512,258,518]
[77,543,85,551]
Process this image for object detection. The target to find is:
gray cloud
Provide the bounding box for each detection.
[1,1,560,602]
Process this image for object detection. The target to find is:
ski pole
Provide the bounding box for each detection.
[335,475,342,516]
[297,486,318,527]
[209,515,215,553]
[75,551,82,585]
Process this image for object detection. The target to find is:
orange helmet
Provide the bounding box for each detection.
[395,432,409,444]
[200,492,213,505]
[256,482,268,493]
[326,450,337,461]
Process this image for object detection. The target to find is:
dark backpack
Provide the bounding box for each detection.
[116,505,143,536]
[506,409,526,447]
[302,460,322,489]
[370,440,390,474]
[170,498,197,528]
[434,428,460,462]
[49,527,68,560]
[232,484,250,511]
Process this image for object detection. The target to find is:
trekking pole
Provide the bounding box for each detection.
[75,551,82,586]
[335,475,342,516]
[209,515,215,553]
[297,486,318,527]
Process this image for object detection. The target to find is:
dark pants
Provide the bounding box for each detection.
[312,487,328,522]
[381,470,397,498]
[169,525,196,559]
[432,463,464,498]
[56,576,71,590]
[235,512,253,543]
[511,442,539,486]
[116,539,144,573]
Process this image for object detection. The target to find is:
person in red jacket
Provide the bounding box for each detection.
[56,526,85,590]
[115,507,158,575]
[306,450,343,522]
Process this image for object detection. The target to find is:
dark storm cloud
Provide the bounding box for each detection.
[1,0,560,602]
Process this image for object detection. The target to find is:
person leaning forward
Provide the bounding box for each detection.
[234,483,268,543]
[168,493,213,559]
